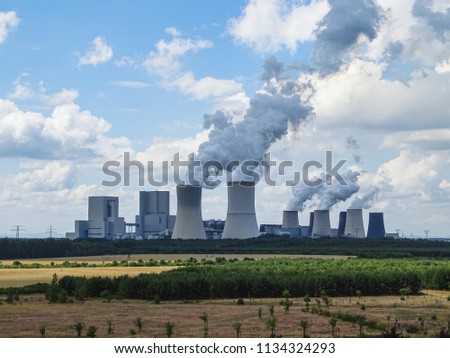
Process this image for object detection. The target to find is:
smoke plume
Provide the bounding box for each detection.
[349,187,380,209]
[197,57,314,186]
[288,169,360,211]
[312,0,383,75]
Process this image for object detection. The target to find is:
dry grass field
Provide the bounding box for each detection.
[0,291,449,338]
[1,253,354,266]
[0,267,175,287]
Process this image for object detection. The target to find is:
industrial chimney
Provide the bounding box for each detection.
[222,181,259,239]
[367,212,385,239]
[307,211,315,237]
[337,211,347,238]
[344,209,365,238]
[311,210,331,237]
[171,185,207,239]
[282,210,299,228]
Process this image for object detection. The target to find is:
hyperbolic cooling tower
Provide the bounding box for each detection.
[337,211,347,238]
[344,209,365,238]
[311,210,331,237]
[222,181,259,239]
[307,212,314,237]
[171,185,207,239]
[282,210,299,228]
[367,212,385,239]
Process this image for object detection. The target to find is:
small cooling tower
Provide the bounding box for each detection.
[171,185,207,239]
[307,211,314,237]
[367,212,385,239]
[344,209,365,238]
[222,181,259,239]
[282,210,299,228]
[311,210,331,237]
[337,211,347,238]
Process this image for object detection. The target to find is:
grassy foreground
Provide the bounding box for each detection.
[0,291,449,338]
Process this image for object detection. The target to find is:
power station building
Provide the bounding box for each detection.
[136,191,175,239]
[66,196,125,240]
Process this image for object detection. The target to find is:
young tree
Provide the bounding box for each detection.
[258,307,262,319]
[39,325,46,338]
[266,317,277,338]
[232,322,242,338]
[74,322,85,337]
[45,274,60,303]
[300,320,310,338]
[356,315,366,337]
[280,290,293,314]
[165,322,175,338]
[199,313,209,338]
[268,304,275,317]
[329,317,338,337]
[106,320,114,335]
[303,294,311,311]
[134,317,144,333]
[86,326,97,338]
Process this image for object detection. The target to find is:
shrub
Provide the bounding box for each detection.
[86,326,97,338]
[237,298,245,305]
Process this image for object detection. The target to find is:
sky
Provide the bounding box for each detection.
[1,0,450,238]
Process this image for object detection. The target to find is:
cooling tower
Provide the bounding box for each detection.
[311,210,331,237]
[307,212,314,237]
[337,211,347,238]
[282,210,299,228]
[344,209,365,238]
[171,185,207,239]
[222,181,259,239]
[367,212,385,239]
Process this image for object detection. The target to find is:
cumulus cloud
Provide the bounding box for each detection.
[0,10,19,43]
[8,74,79,106]
[228,0,329,53]
[77,36,113,67]
[144,31,242,99]
[0,99,130,160]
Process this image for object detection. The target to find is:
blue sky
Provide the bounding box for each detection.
[1,0,450,238]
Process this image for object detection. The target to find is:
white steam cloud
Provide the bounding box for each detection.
[196,57,313,186]
[288,169,360,211]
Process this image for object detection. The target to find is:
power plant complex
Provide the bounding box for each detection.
[66,184,388,240]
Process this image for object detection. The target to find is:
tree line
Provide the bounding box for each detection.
[2,237,450,260]
[51,258,450,301]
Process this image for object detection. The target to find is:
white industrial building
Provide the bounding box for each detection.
[136,191,175,239]
[66,196,125,240]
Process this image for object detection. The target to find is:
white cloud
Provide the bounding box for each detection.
[144,36,212,77]
[165,26,181,37]
[309,59,450,132]
[228,0,329,53]
[9,161,77,192]
[165,72,242,100]
[114,56,135,67]
[0,98,131,160]
[8,73,34,100]
[0,11,19,43]
[77,36,113,67]
[8,74,79,106]
[111,80,151,88]
[144,33,242,99]
[435,57,450,72]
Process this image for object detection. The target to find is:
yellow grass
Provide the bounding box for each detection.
[1,253,353,265]
[0,266,175,288]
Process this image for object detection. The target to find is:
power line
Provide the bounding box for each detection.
[46,225,54,238]
[11,225,26,239]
